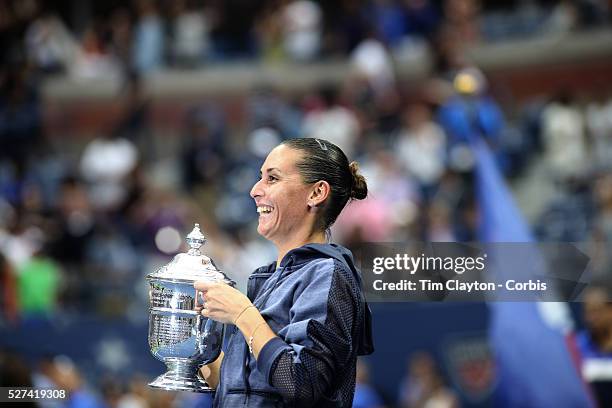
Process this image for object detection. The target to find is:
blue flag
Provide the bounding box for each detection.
[471,137,594,407]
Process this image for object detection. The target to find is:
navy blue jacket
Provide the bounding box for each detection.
[213,243,374,407]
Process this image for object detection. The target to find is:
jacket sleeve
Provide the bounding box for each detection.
[255,259,359,407]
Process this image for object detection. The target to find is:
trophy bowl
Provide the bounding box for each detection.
[146,223,234,392]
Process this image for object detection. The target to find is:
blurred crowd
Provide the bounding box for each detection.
[354,351,462,408]
[2,0,612,407]
[0,349,215,408]
[0,347,463,408]
[0,0,610,77]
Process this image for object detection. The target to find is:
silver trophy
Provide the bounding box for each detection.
[146,223,235,392]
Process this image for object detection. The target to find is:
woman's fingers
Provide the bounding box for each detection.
[194,281,220,308]
[194,280,216,292]
[192,280,250,323]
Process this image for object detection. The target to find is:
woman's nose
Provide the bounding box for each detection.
[250,178,263,199]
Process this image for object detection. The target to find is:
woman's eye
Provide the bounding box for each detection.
[267,175,278,182]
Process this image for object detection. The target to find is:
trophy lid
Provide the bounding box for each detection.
[146,223,234,285]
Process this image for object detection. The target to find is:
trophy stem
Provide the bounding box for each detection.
[149,359,214,393]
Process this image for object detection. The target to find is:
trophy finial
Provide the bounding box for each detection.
[186,223,206,255]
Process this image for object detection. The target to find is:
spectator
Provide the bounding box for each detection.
[25,9,78,74]
[0,65,43,175]
[368,0,407,48]
[169,0,210,68]
[106,8,133,70]
[302,85,360,158]
[113,74,152,161]
[16,242,61,319]
[425,200,456,241]
[0,351,36,408]
[577,285,612,407]
[132,0,164,74]
[587,174,612,280]
[593,174,612,242]
[246,85,301,138]
[281,0,322,61]
[71,24,121,81]
[80,132,139,212]
[331,0,370,53]
[350,31,396,96]
[398,351,459,408]
[395,103,447,200]
[0,215,42,270]
[442,0,481,44]
[438,67,504,172]
[32,355,63,408]
[353,358,388,408]
[53,356,104,408]
[542,0,580,35]
[181,106,226,193]
[209,0,260,60]
[255,2,284,61]
[0,253,18,323]
[403,0,441,39]
[116,375,151,408]
[49,176,95,267]
[540,92,587,182]
[585,90,612,168]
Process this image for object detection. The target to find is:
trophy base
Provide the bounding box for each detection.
[149,359,214,393]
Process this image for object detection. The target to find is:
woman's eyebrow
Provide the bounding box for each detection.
[260,167,281,175]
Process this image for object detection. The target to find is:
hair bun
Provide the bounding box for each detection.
[349,161,368,200]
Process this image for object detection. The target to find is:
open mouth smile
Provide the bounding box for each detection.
[257,205,274,215]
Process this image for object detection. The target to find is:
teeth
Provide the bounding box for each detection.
[257,206,273,214]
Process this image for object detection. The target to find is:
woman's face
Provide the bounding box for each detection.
[250,145,313,244]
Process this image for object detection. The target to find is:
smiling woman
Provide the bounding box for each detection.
[194,138,373,408]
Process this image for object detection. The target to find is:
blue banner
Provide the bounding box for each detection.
[471,136,594,408]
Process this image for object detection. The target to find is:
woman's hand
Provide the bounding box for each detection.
[193,281,253,324]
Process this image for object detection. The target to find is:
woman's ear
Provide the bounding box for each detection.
[308,181,330,207]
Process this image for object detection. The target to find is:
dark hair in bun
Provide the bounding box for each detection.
[282,138,368,230]
[349,161,368,200]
